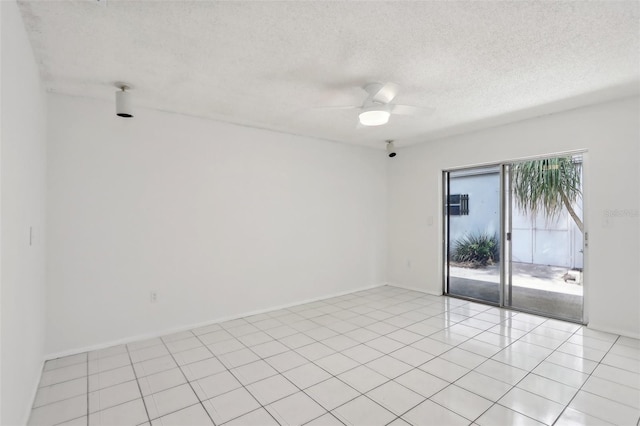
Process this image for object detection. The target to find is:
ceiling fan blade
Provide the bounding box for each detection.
[371,82,400,104]
[391,104,435,116]
[312,105,359,111]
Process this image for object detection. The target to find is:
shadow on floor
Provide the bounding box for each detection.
[449,277,583,322]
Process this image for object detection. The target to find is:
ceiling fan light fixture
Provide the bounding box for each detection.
[359,106,390,126]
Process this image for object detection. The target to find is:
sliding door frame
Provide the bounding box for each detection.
[442,165,502,307]
[442,150,588,324]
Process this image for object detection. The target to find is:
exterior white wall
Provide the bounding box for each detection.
[511,199,584,269]
[449,170,584,269]
[388,97,640,338]
[46,94,388,355]
[1,1,48,424]
[448,171,501,244]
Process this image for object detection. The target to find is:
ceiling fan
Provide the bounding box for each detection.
[315,82,434,127]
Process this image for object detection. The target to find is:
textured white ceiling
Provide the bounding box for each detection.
[18,0,640,148]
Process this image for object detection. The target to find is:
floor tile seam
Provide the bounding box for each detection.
[501,325,611,426]
[38,371,90,389]
[605,348,640,362]
[543,355,598,375]
[422,394,486,423]
[383,416,403,426]
[300,411,346,426]
[31,377,143,410]
[614,341,640,350]
[124,340,152,424]
[443,318,578,415]
[87,388,151,415]
[156,335,217,425]
[474,372,577,424]
[86,356,138,375]
[487,401,558,425]
[482,322,577,396]
[561,339,616,353]
[192,328,284,426]
[216,406,282,426]
[323,393,399,424]
[31,374,90,423]
[579,385,640,411]
[457,364,520,388]
[86,353,89,426]
[555,333,640,424]
[271,323,431,423]
[554,347,608,363]
[229,369,322,425]
[265,301,473,374]
[300,384,363,413]
[45,413,88,426]
[367,381,431,418]
[449,367,513,403]
[333,369,394,398]
[42,290,618,424]
[600,350,640,367]
[80,397,149,421]
[42,357,89,373]
[585,369,640,392]
[427,380,498,419]
[481,317,566,359]
[145,401,202,423]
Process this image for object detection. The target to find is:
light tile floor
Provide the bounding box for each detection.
[29,286,640,426]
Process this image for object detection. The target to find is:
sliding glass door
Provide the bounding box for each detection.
[444,166,501,305]
[444,154,585,323]
[504,155,584,322]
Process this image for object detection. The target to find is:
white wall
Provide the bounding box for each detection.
[388,97,640,338]
[1,1,48,424]
[46,94,387,355]
[448,171,501,243]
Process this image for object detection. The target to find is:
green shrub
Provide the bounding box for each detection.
[452,233,500,267]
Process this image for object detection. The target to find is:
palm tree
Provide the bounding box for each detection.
[511,157,583,233]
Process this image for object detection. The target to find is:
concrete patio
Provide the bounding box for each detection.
[448,262,583,322]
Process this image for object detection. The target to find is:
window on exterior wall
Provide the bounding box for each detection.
[447,194,469,215]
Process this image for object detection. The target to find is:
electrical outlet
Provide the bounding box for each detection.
[150,291,158,303]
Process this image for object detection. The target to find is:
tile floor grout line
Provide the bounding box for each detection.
[252,293,556,424]
[471,317,622,425]
[27,294,544,422]
[152,332,222,425]
[191,328,287,426]
[30,289,446,422]
[28,288,638,426]
[292,296,502,423]
[550,334,623,426]
[464,316,584,425]
[207,292,435,425]
[86,353,89,426]
[219,310,397,425]
[124,341,152,425]
[377,305,579,424]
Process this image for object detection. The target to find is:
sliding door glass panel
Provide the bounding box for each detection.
[506,155,584,322]
[445,166,501,304]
